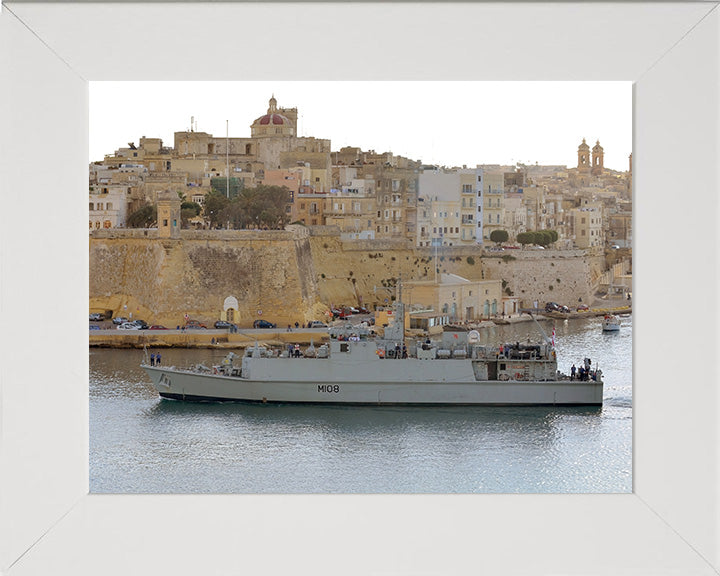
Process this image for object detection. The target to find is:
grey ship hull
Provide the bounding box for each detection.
[143,361,603,406]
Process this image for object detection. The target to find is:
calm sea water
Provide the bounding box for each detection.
[90,316,632,494]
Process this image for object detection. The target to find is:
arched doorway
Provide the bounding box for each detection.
[223,296,239,322]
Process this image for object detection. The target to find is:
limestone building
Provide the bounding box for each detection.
[406,273,503,322]
[570,199,604,249]
[417,167,483,246]
[482,170,504,242]
[325,166,376,238]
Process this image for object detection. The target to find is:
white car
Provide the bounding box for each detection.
[118,322,141,330]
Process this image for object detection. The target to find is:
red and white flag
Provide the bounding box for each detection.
[552,323,556,348]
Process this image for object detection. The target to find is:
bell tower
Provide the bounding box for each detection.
[591,140,604,176]
[577,139,591,173]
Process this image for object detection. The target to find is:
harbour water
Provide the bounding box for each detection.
[90,315,631,493]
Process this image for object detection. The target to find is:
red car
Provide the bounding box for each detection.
[185,320,207,329]
[149,325,168,330]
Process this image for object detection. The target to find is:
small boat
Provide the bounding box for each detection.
[602,314,621,332]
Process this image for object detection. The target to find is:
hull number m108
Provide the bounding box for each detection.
[318,385,340,393]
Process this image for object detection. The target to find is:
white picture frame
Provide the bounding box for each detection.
[1,2,718,574]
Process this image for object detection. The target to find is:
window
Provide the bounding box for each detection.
[106,203,113,211]
[89,203,94,210]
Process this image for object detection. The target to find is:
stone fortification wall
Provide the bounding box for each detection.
[90,229,602,326]
[90,227,322,328]
[480,250,605,307]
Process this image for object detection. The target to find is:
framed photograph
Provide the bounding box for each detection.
[1,2,717,574]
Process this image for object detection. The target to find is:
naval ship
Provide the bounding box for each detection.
[142,300,603,406]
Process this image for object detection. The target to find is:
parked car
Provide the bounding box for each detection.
[118,322,141,330]
[559,305,570,313]
[347,306,360,314]
[308,321,327,328]
[148,325,168,330]
[132,319,149,329]
[544,302,561,313]
[89,313,103,321]
[357,306,370,314]
[112,316,128,325]
[214,320,236,329]
[253,319,277,329]
[89,324,101,330]
[185,320,207,329]
[576,304,589,312]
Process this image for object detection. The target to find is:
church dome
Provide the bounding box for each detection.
[257,113,289,125]
[251,95,297,138]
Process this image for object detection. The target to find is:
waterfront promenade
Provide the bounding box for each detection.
[90,299,631,349]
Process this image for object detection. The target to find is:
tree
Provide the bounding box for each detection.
[180,202,201,228]
[126,204,156,228]
[203,191,230,228]
[490,229,509,244]
[516,231,533,246]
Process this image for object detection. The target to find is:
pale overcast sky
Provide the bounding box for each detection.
[90,81,632,172]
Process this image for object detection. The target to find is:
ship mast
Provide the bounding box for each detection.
[525,310,553,348]
[396,274,405,349]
